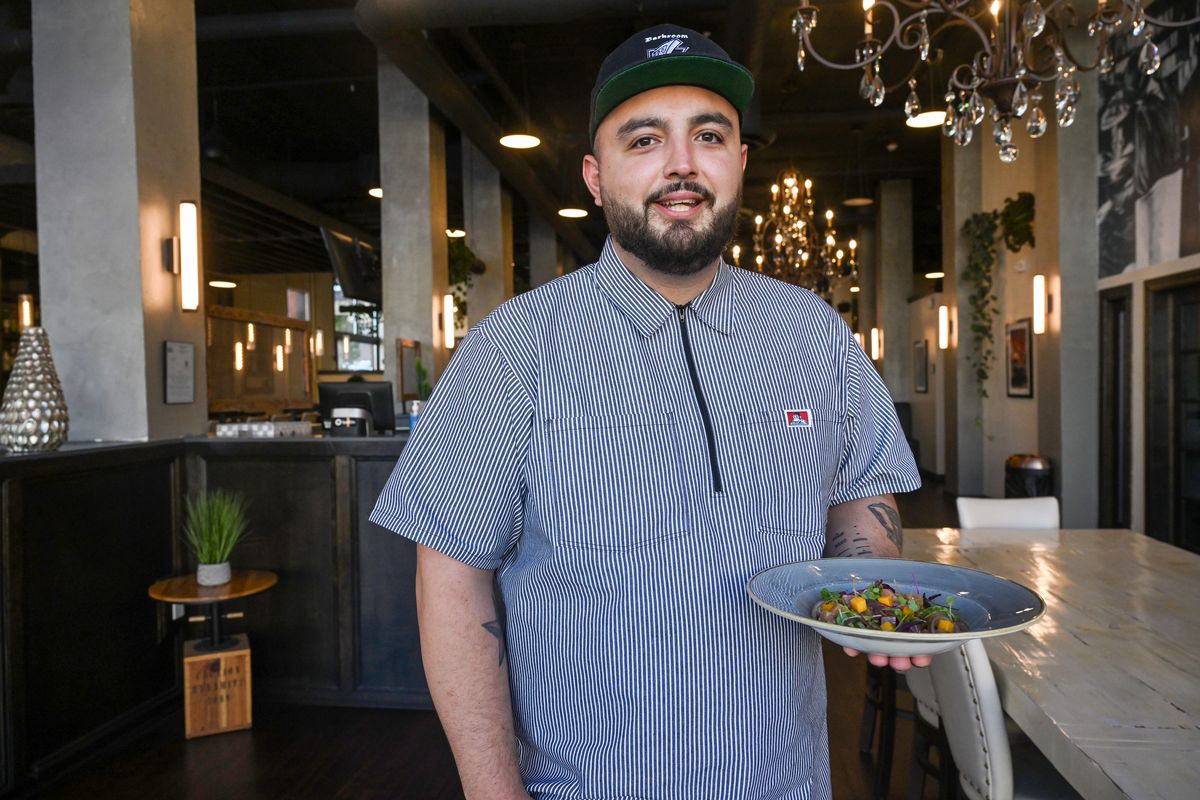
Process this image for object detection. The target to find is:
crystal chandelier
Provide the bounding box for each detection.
[790,0,1200,162]
[739,172,859,298]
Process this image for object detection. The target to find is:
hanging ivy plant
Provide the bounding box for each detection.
[960,210,1000,398]
[448,238,484,320]
[1000,191,1035,253]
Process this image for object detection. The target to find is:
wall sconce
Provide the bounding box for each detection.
[178,201,200,311]
[246,322,256,351]
[443,293,456,349]
[1032,274,1047,334]
[938,305,950,350]
[234,341,244,372]
[274,344,285,372]
[284,328,293,355]
[853,331,865,350]
[17,293,33,331]
[342,335,350,357]
[870,327,883,361]
[315,329,324,356]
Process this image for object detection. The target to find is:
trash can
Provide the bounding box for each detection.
[1004,454,1053,497]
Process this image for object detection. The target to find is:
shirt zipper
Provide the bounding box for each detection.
[676,304,723,493]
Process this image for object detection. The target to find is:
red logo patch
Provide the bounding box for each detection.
[785,409,813,427]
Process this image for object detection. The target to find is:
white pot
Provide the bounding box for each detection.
[196,561,232,586]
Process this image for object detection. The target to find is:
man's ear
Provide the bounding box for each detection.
[740,143,748,172]
[582,155,603,207]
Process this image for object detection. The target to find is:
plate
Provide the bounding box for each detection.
[746,557,1045,657]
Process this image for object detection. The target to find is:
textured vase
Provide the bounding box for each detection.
[196,561,232,586]
[0,327,69,454]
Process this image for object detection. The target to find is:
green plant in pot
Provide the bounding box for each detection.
[184,490,250,586]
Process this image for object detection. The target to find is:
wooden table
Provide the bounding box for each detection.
[905,528,1199,800]
[148,569,277,651]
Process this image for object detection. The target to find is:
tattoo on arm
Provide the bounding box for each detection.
[825,528,874,557]
[482,619,507,667]
[867,502,904,550]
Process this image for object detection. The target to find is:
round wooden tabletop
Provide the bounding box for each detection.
[148,569,278,604]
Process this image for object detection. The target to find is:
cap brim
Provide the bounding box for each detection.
[592,56,754,139]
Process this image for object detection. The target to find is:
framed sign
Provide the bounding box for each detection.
[913,339,928,393]
[164,341,196,404]
[1006,318,1033,398]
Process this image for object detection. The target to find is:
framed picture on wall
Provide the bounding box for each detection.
[913,340,928,393]
[1006,318,1033,398]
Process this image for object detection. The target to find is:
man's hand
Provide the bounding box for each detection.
[825,494,936,671]
[841,648,931,671]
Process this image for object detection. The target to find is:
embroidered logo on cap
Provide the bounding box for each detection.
[647,38,689,58]
[785,409,813,428]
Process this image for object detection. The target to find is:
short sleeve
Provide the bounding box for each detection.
[829,336,922,506]
[368,328,532,570]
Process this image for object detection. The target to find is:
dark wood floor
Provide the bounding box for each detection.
[32,478,955,800]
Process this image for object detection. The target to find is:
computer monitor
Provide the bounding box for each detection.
[318,381,396,434]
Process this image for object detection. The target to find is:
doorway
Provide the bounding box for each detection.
[1147,272,1200,552]
[1099,286,1132,529]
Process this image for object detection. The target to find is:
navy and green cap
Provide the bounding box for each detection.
[589,24,755,142]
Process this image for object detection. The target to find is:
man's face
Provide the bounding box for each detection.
[583,85,748,276]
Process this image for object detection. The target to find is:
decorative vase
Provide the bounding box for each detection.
[196,561,232,586]
[0,327,69,454]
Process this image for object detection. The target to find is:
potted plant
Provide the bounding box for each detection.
[183,490,250,586]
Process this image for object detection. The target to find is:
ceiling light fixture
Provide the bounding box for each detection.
[906,110,947,129]
[368,187,383,199]
[790,0,1200,162]
[925,270,946,279]
[209,280,238,289]
[558,207,588,219]
[843,126,874,207]
[499,40,540,151]
[499,133,541,149]
[445,228,467,238]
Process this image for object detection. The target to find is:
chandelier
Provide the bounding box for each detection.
[737,172,860,298]
[790,0,1200,162]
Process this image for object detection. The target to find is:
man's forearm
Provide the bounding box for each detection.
[823,493,903,558]
[415,545,529,800]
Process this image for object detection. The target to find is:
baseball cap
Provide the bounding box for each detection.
[589,24,755,142]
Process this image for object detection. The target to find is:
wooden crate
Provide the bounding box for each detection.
[183,634,252,739]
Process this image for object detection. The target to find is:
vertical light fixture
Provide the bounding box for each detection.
[938,305,950,350]
[443,293,456,349]
[17,293,33,330]
[274,344,285,372]
[342,335,350,357]
[284,327,293,354]
[179,201,200,312]
[234,341,244,371]
[315,329,324,356]
[1032,274,1047,334]
[853,331,865,350]
[870,327,882,361]
[246,322,256,351]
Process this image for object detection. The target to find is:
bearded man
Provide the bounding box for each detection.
[371,24,923,800]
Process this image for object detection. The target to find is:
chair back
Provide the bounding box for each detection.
[904,666,940,727]
[955,497,1059,529]
[930,639,1013,800]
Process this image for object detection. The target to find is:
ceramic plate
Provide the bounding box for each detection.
[746,558,1045,657]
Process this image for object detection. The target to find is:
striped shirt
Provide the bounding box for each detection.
[370,238,920,800]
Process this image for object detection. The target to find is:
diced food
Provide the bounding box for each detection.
[810,579,966,633]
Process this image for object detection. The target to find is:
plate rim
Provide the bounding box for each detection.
[745,557,1047,644]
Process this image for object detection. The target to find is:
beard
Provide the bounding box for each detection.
[602,180,741,276]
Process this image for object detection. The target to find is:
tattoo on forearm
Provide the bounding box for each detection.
[868,502,904,550]
[826,528,874,557]
[482,619,507,667]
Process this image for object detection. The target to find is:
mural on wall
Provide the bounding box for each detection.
[1098,0,1200,277]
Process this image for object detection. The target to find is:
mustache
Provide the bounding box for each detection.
[646,181,716,206]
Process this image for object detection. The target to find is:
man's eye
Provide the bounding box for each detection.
[631,136,656,148]
[698,131,724,144]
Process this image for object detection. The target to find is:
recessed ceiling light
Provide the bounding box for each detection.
[906,111,947,129]
[500,134,541,149]
[843,197,874,207]
[558,208,588,219]
[208,280,238,289]
[884,140,899,152]
[368,187,383,198]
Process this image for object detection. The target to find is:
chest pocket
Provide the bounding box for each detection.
[543,412,691,550]
[739,408,844,535]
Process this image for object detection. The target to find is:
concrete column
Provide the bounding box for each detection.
[378,58,449,382]
[941,135,985,496]
[33,0,205,442]
[876,179,914,398]
[856,226,877,337]
[463,139,511,323]
[528,213,560,288]
[1049,60,1100,527]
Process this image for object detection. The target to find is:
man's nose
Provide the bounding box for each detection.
[663,139,697,180]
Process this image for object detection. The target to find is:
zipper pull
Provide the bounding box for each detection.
[676,304,687,323]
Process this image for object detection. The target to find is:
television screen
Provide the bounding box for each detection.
[321,228,381,305]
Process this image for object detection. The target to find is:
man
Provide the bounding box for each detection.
[370,23,923,800]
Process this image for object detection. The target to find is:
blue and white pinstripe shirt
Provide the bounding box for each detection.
[370,238,920,800]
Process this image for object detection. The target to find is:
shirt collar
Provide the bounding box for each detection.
[591,236,737,338]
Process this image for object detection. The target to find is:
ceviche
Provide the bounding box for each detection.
[810,579,966,633]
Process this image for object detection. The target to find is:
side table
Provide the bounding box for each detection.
[148,569,277,738]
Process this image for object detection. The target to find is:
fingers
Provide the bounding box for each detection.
[843,647,861,657]
[910,654,933,668]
